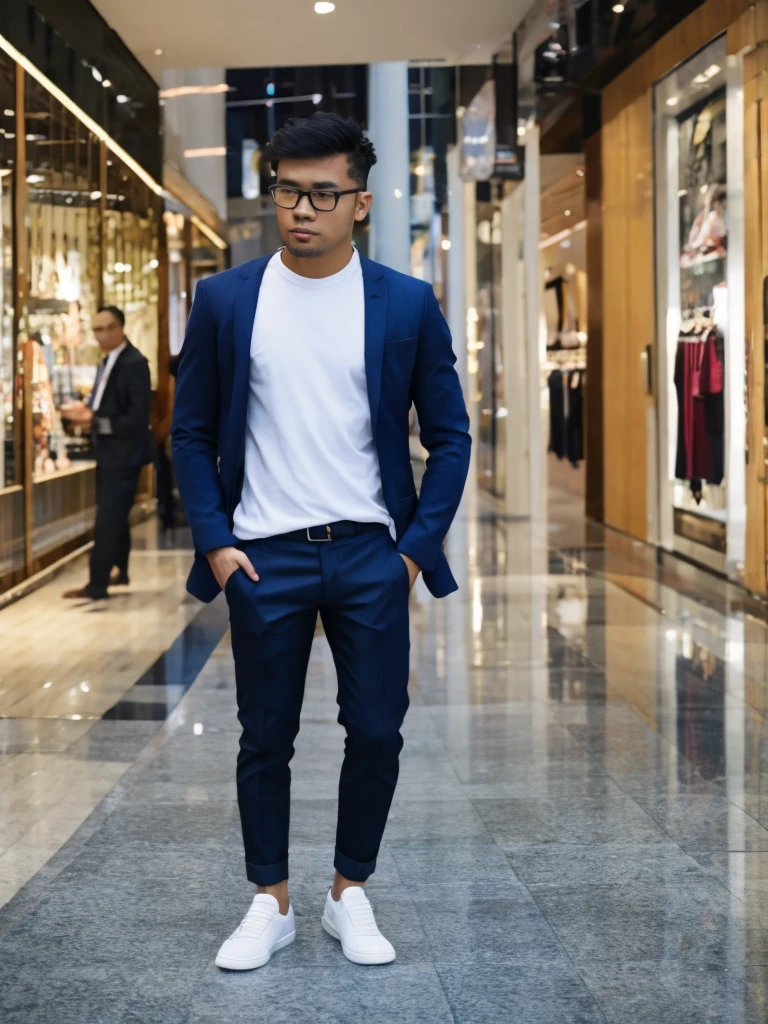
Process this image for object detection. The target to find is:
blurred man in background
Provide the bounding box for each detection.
[61,305,151,600]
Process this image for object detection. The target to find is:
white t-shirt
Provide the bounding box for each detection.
[233,249,392,540]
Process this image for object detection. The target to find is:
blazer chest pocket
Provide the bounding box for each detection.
[385,337,417,353]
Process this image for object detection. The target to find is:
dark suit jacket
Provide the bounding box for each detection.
[172,253,472,602]
[93,341,152,471]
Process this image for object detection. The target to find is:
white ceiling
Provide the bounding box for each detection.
[91,0,533,80]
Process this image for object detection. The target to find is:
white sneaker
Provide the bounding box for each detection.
[215,894,295,970]
[321,887,396,965]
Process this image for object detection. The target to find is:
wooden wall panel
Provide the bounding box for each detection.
[602,92,654,539]
[744,67,768,592]
[604,0,753,122]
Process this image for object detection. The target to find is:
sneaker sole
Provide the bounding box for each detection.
[215,929,295,971]
[321,916,396,965]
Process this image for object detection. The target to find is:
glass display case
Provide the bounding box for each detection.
[24,73,102,480]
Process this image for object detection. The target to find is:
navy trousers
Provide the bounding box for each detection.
[225,525,411,885]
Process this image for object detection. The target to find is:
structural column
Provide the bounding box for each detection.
[367,62,410,274]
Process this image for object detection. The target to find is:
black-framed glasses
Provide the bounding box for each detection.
[269,185,362,212]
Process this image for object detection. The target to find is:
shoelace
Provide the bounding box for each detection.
[234,902,276,940]
[342,892,381,937]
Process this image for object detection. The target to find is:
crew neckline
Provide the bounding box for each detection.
[271,247,360,289]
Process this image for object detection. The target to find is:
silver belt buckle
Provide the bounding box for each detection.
[307,525,332,542]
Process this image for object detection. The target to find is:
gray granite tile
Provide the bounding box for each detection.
[530,877,752,966]
[67,720,163,761]
[187,965,454,1024]
[506,843,712,888]
[413,889,568,965]
[579,960,768,1024]
[636,795,768,851]
[390,836,519,887]
[472,794,666,845]
[436,964,605,1023]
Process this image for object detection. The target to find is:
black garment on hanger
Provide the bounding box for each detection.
[548,370,567,459]
[566,370,584,466]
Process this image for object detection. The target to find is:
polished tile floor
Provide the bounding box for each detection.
[1,491,768,1022]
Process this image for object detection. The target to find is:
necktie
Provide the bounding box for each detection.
[88,357,108,409]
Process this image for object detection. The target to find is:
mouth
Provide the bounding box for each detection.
[289,228,318,242]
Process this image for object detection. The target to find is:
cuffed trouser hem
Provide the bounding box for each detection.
[245,858,288,885]
[334,848,377,883]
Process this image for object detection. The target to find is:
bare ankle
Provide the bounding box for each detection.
[331,871,364,902]
[257,882,290,915]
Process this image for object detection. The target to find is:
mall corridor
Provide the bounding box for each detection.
[0,492,765,1023]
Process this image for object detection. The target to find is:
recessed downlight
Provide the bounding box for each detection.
[314,1,335,12]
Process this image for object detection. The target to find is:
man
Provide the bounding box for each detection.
[172,113,470,970]
[62,305,151,600]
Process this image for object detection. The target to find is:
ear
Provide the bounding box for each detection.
[354,191,373,222]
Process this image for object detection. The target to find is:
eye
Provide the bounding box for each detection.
[313,191,335,202]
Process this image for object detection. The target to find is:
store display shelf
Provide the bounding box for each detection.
[33,459,96,484]
[680,250,727,270]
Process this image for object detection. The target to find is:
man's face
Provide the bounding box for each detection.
[93,311,125,353]
[272,153,372,260]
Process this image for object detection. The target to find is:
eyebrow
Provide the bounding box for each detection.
[276,178,341,189]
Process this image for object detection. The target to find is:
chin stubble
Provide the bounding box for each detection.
[286,243,325,259]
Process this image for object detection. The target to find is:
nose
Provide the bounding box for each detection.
[293,194,316,218]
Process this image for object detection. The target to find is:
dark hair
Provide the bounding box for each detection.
[97,304,125,327]
[265,112,377,188]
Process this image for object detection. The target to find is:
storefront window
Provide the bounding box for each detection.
[24,74,103,478]
[103,156,160,385]
[475,190,505,498]
[0,54,16,490]
[655,37,746,572]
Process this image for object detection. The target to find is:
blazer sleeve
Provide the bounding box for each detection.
[396,285,471,573]
[172,281,238,555]
[107,357,151,440]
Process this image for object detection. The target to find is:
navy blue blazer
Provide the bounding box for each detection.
[171,252,471,602]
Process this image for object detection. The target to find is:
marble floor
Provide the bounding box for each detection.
[1,492,768,1022]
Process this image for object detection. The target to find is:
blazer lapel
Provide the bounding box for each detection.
[361,255,387,431]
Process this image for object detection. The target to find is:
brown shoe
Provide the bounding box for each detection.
[62,586,108,600]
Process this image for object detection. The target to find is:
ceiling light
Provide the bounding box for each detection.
[149,258,159,269]
[312,93,323,105]
[441,239,451,251]
[666,96,679,107]
[564,209,571,216]
[194,722,204,735]
[612,3,625,12]
[413,164,426,176]
[71,714,82,721]
[116,94,129,104]
[184,146,227,158]
[154,48,163,56]
[393,188,403,199]
[91,67,103,83]
[80,681,90,692]
[576,168,584,177]
[90,190,101,200]
[160,84,232,99]
[314,1,336,12]
[517,125,526,137]
[102,79,112,88]
[26,173,45,183]
[43,681,52,689]
[3,108,13,116]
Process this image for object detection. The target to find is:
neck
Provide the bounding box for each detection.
[280,241,354,279]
